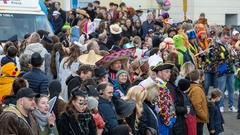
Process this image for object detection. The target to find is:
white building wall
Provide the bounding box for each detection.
[58,0,240,25]
[169,0,240,25]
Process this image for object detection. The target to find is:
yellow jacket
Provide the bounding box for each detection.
[0,77,14,101]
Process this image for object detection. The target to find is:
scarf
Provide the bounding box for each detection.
[33,109,50,131]
[155,79,176,126]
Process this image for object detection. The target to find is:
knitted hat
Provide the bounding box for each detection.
[116,70,129,79]
[178,79,190,91]
[88,96,98,110]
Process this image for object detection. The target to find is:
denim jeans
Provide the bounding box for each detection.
[238,90,240,113]
[216,74,234,108]
[204,73,217,95]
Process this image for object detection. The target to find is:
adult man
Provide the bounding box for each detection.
[66,64,93,98]
[151,63,176,135]
[205,29,237,112]
[23,52,49,95]
[98,83,118,131]
[54,2,66,23]
[0,88,39,135]
[142,12,155,39]
[98,82,132,135]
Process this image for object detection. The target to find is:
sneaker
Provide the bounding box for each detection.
[220,107,224,113]
[237,113,240,119]
[228,106,237,112]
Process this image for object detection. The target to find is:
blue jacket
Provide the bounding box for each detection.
[141,21,154,38]
[98,97,118,130]
[23,68,49,95]
[52,16,64,35]
[207,101,224,134]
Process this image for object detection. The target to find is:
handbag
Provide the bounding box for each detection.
[185,114,197,135]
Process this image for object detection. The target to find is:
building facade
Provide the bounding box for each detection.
[58,0,240,25]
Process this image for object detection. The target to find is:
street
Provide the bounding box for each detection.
[204,93,240,135]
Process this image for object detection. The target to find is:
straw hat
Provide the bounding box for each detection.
[79,50,103,65]
[110,24,122,35]
[76,9,90,18]
[96,48,135,68]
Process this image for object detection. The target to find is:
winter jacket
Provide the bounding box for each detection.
[52,16,64,35]
[98,97,119,130]
[23,68,49,95]
[0,105,39,135]
[139,101,159,135]
[24,42,50,74]
[58,57,80,101]
[58,112,96,135]
[141,20,154,38]
[207,101,224,134]
[167,83,187,135]
[0,77,14,101]
[188,83,209,123]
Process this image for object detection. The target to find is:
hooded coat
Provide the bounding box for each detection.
[24,42,51,76]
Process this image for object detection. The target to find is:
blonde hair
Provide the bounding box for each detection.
[180,62,196,77]
[145,83,159,101]
[28,32,41,44]
[125,86,147,130]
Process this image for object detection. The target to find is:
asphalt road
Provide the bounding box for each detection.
[203,93,240,135]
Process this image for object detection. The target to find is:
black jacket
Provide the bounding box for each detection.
[139,101,159,135]
[58,112,96,135]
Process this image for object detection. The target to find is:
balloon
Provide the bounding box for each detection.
[156,0,167,5]
[162,0,171,11]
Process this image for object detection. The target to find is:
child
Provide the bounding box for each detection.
[88,96,105,135]
[208,89,224,135]
[186,69,209,135]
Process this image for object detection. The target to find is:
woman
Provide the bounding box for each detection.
[175,61,196,86]
[33,95,59,135]
[58,88,96,135]
[115,70,131,97]
[23,32,49,73]
[50,43,66,79]
[59,45,81,101]
[133,19,143,38]
[122,19,134,39]
[124,86,147,135]
[139,78,160,135]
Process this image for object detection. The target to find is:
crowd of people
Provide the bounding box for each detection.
[0,0,240,135]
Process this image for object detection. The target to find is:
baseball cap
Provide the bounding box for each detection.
[16,88,40,100]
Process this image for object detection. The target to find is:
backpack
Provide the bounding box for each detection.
[177,49,194,64]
